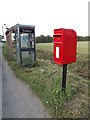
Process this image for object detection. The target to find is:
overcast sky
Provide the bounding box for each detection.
[0,0,89,37]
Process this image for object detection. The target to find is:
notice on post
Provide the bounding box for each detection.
[56,47,59,58]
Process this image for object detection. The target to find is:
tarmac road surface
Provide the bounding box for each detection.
[1,45,50,118]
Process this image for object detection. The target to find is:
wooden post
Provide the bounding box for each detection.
[9,30,13,56]
[6,34,9,55]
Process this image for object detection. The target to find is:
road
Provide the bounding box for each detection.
[1,44,50,118]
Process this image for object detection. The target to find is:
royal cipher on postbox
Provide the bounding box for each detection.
[53,28,77,65]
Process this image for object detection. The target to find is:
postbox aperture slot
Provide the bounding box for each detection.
[53,35,61,37]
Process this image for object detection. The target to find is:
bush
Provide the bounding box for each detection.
[36,35,89,43]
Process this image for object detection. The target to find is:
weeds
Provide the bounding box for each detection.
[3,44,88,118]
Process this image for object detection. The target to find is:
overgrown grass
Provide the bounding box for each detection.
[36,41,88,54]
[3,44,88,118]
[36,49,88,79]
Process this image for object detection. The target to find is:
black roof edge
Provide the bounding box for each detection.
[5,24,35,35]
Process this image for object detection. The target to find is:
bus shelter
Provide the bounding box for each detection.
[5,24,36,65]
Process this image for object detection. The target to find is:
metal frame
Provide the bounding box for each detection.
[34,27,36,61]
[18,27,22,64]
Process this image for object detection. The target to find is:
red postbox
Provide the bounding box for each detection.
[53,28,77,65]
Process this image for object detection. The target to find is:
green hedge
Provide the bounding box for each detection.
[36,35,89,43]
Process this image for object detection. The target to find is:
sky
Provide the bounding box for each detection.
[0,0,89,37]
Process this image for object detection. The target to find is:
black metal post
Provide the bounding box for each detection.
[62,64,67,91]
[34,27,36,61]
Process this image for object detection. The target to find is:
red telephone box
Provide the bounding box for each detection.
[53,28,77,65]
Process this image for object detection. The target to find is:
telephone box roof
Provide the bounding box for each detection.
[5,24,35,35]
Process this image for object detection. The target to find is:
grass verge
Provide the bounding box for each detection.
[3,45,88,118]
